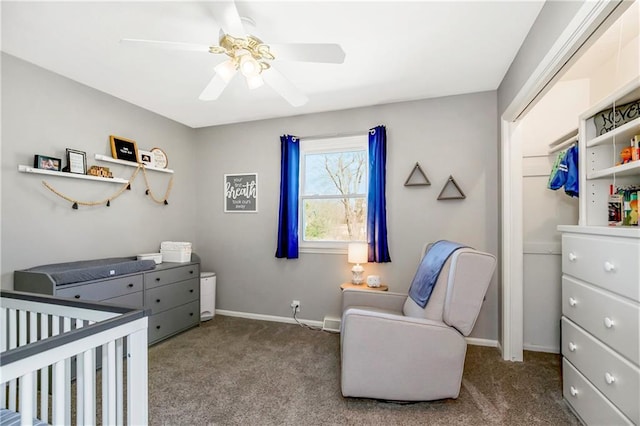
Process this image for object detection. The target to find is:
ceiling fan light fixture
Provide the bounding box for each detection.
[239,54,261,77]
[246,74,264,90]
[214,59,237,83]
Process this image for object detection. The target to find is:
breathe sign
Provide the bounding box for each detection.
[224,173,258,213]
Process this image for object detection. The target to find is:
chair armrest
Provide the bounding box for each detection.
[341,289,407,314]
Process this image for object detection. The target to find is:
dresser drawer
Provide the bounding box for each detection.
[145,264,199,289]
[148,300,199,344]
[562,233,640,301]
[57,275,143,301]
[562,318,640,423]
[562,276,640,365]
[103,291,143,308]
[563,359,633,426]
[145,278,199,315]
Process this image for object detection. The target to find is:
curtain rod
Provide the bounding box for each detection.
[297,130,370,141]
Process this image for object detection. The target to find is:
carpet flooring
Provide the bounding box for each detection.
[148,315,579,425]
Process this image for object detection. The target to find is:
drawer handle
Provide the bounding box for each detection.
[127,283,134,288]
[604,317,615,329]
[189,289,194,293]
[74,295,81,299]
[568,342,577,352]
[568,252,577,262]
[604,262,615,272]
[156,325,161,330]
[605,372,616,385]
[156,299,161,303]
[568,297,577,307]
[189,312,194,316]
[155,277,161,282]
[570,386,578,397]
[189,270,194,274]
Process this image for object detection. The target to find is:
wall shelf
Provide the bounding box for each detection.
[586,117,640,148]
[587,160,640,179]
[18,165,128,184]
[95,154,174,174]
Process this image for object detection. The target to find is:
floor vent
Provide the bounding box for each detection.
[322,316,341,332]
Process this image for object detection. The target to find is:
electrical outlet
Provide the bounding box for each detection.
[291,300,300,313]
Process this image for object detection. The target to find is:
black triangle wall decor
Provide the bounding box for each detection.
[437,175,466,200]
[404,162,431,186]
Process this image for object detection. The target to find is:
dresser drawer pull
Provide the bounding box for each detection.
[156,299,161,303]
[189,270,194,274]
[127,283,134,288]
[603,261,615,272]
[568,342,577,352]
[156,325,161,330]
[604,317,615,328]
[568,252,577,262]
[189,289,194,293]
[74,295,81,299]
[570,386,578,397]
[605,372,616,385]
[568,297,577,307]
[155,277,161,282]
[189,312,194,316]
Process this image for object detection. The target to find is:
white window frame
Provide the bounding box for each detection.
[299,135,368,254]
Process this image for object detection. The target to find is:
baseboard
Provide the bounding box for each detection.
[465,337,499,348]
[215,309,324,328]
[524,343,560,354]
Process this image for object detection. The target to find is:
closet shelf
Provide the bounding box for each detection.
[586,117,640,148]
[18,165,129,184]
[587,160,640,179]
[548,129,578,154]
[95,154,174,174]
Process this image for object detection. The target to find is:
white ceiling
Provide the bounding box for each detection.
[1,1,545,129]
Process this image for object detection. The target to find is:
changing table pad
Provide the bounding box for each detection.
[20,257,156,286]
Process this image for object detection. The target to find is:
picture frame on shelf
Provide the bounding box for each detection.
[64,148,87,174]
[138,149,154,167]
[110,135,139,163]
[150,147,168,169]
[224,173,258,213]
[33,155,61,171]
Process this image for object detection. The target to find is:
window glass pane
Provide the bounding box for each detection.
[303,151,367,196]
[302,198,367,241]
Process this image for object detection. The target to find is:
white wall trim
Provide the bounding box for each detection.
[215,309,324,329]
[500,0,622,362]
[466,337,499,348]
[524,343,560,354]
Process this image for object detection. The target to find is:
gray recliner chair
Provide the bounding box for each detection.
[340,244,496,401]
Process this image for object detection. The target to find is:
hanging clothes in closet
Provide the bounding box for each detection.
[548,144,579,197]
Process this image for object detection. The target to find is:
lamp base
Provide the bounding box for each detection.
[351,264,365,284]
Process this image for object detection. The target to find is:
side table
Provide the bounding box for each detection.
[340,282,388,291]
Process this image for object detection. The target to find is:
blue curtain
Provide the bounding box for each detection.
[275,135,300,259]
[367,125,391,262]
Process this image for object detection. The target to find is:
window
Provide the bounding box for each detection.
[299,135,368,251]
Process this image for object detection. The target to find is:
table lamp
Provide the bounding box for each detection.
[348,242,368,284]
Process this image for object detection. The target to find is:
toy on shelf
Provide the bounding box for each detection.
[617,147,633,165]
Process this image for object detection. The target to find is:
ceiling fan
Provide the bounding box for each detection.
[120,1,345,107]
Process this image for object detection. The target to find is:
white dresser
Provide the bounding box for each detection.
[558,79,640,425]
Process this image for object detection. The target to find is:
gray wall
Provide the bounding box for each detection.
[194,91,499,339]
[1,53,197,288]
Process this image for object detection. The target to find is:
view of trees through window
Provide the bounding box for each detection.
[302,149,367,242]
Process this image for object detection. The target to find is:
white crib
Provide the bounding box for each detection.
[1,290,148,425]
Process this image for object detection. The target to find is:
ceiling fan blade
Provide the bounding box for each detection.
[262,67,308,107]
[120,38,211,53]
[269,43,346,64]
[208,0,245,36]
[199,72,233,101]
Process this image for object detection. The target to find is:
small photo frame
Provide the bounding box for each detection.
[34,155,61,171]
[138,149,154,167]
[65,149,87,174]
[110,135,139,163]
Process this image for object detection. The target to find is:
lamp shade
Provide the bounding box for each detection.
[348,242,368,264]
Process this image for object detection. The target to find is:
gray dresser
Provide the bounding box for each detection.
[14,256,201,345]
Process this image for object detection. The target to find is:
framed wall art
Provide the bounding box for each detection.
[224,173,258,213]
[65,148,87,174]
[138,149,154,167]
[110,135,139,163]
[34,155,61,171]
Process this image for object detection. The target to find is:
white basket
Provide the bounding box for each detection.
[160,242,192,263]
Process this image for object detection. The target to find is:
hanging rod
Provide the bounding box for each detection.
[297,130,369,141]
[548,128,578,154]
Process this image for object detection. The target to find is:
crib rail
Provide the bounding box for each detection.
[0,290,149,425]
